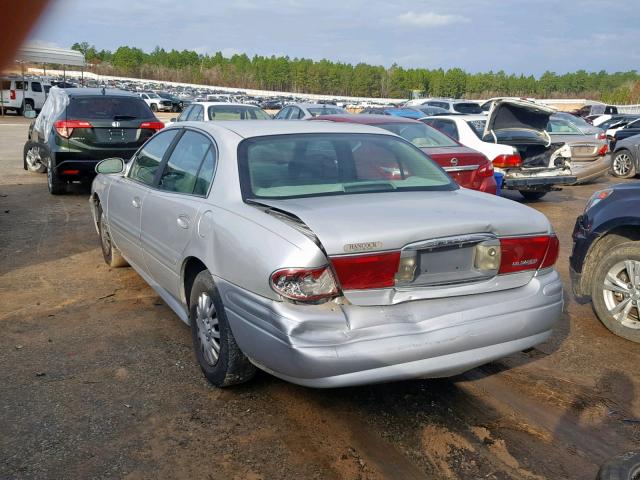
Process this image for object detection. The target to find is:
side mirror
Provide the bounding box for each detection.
[96,157,125,175]
[24,109,37,119]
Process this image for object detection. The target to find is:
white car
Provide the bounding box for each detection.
[422,100,575,200]
[0,77,49,114]
[138,92,173,112]
[167,102,271,126]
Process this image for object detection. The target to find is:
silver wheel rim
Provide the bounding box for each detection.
[602,260,640,329]
[195,292,220,366]
[100,213,112,256]
[613,153,632,176]
[26,146,42,170]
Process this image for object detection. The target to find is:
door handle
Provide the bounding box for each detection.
[131,197,141,208]
[177,215,190,229]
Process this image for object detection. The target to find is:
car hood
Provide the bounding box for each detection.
[252,190,550,255]
[485,100,556,138]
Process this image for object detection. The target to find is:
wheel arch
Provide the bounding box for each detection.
[181,256,209,309]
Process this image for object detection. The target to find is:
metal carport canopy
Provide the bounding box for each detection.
[14,45,85,66]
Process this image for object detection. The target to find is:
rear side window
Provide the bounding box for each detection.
[14,81,25,90]
[129,130,179,186]
[177,105,193,121]
[67,96,154,120]
[158,130,214,195]
[453,103,482,114]
[31,82,42,93]
[187,104,204,121]
[207,105,270,120]
[428,119,459,140]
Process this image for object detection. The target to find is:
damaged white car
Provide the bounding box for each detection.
[422,100,575,201]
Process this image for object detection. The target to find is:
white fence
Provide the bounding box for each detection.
[616,104,640,114]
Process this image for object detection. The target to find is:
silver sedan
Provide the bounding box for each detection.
[90,121,563,388]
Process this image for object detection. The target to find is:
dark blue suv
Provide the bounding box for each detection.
[570,182,640,343]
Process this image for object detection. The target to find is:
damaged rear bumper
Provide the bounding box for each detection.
[216,271,563,388]
[503,174,577,189]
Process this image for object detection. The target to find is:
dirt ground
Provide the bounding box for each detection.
[1,113,639,480]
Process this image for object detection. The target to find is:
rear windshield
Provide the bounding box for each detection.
[238,133,455,200]
[307,107,345,117]
[208,105,270,120]
[378,122,458,148]
[453,102,483,114]
[66,96,154,120]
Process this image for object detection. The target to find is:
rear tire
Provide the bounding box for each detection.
[189,270,256,387]
[597,451,640,480]
[611,150,636,178]
[97,205,128,268]
[46,156,65,195]
[519,190,547,201]
[150,103,158,112]
[591,242,640,343]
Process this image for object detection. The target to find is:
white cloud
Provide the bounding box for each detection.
[397,11,469,27]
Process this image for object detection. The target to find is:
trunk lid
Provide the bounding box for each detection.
[423,146,488,188]
[254,189,549,256]
[484,99,555,138]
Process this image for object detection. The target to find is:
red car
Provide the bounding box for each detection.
[311,114,497,194]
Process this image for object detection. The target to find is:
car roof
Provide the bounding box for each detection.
[423,114,486,121]
[173,119,393,139]
[62,88,137,97]
[313,114,419,125]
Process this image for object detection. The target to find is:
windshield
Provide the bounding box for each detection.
[308,107,345,116]
[466,119,486,139]
[207,105,270,120]
[147,92,160,99]
[239,133,455,199]
[67,96,154,120]
[379,122,458,148]
[453,102,483,114]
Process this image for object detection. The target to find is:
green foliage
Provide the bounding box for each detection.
[73,42,640,101]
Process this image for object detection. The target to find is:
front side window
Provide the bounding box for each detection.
[158,130,214,195]
[128,129,179,186]
[275,107,290,119]
[207,105,270,120]
[379,123,458,148]
[238,133,454,200]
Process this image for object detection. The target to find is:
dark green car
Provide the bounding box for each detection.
[23,87,164,194]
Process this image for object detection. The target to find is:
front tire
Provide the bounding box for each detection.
[611,150,636,178]
[150,103,158,112]
[189,270,256,387]
[591,242,640,343]
[98,206,128,268]
[597,451,640,480]
[519,190,547,201]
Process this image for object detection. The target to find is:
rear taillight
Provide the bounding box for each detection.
[330,251,401,290]
[140,121,164,131]
[54,120,92,138]
[493,153,522,168]
[476,160,494,178]
[9,89,16,100]
[270,266,339,301]
[499,235,559,274]
[597,144,608,156]
[597,132,606,140]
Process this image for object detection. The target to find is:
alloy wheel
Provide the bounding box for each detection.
[26,146,42,170]
[602,260,640,329]
[613,153,632,176]
[195,292,221,366]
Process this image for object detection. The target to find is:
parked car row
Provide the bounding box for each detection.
[19,84,640,395]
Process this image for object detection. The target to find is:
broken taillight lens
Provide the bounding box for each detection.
[493,153,522,168]
[597,144,608,156]
[54,120,92,138]
[499,235,559,274]
[9,89,16,100]
[476,160,494,178]
[270,266,339,301]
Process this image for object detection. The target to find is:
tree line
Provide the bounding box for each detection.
[71,42,640,103]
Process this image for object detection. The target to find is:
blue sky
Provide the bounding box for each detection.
[30,0,640,75]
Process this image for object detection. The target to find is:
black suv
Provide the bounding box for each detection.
[23,87,163,194]
[570,183,640,343]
